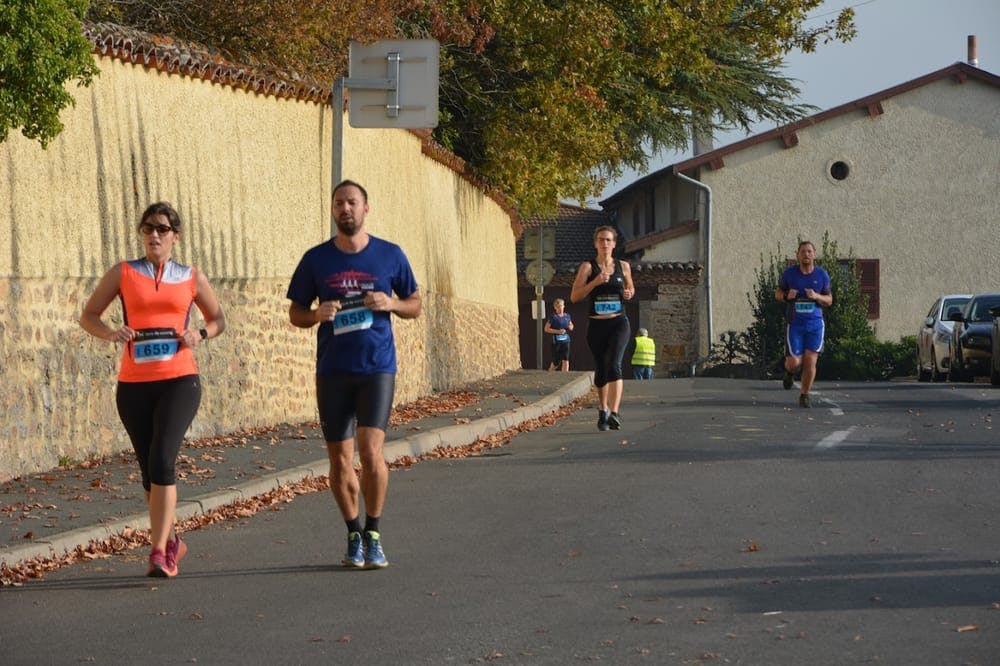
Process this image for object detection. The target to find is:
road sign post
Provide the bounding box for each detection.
[330,40,439,236]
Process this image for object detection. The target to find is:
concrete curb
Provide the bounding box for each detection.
[0,374,592,568]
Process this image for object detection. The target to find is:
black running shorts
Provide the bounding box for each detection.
[316,372,396,442]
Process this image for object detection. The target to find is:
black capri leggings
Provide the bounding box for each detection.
[116,375,201,490]
[586,315,631,388]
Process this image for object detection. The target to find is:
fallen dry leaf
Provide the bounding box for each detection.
[956,625,978,633]
[1,391,590,587]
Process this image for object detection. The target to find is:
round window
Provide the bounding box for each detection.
[830,161,850,181]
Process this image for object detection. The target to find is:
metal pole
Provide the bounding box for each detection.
[535,226,544,369]
[331,78,345,238]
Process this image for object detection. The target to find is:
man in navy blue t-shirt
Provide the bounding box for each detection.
[775,240,832,408]
[288,180,422,569]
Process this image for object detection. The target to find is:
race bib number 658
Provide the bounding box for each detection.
[334,307,374,335]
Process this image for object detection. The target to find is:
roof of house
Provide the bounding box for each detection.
[519,203,612,268]
[601,61,1000,203]
[517,203,700,287]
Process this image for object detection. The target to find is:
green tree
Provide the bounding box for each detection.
[87,1,855,216]
[0,0,97,147]
[740,232,914,381]
[742,244,789,378]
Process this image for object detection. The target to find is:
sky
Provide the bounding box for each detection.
[595,0,1000,203]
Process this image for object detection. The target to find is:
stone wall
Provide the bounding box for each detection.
[644,282,701,375]
[0,30,520,480]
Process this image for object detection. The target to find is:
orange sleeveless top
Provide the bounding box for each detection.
[117,259,199,383]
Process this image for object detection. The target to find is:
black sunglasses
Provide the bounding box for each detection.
[140,223,176,235]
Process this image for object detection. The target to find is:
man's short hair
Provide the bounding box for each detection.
[637,328,648,337]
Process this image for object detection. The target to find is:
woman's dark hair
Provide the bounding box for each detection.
[138,202,182,232]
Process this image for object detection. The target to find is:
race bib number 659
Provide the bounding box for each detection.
[133,328,179,363]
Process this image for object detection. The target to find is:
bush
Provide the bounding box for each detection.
[737,232,913,381]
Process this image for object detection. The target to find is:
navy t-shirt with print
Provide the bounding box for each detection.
[287,235,418,375]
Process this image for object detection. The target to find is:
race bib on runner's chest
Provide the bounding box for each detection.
[132,328,179,364]
[795,301,816,314]
[333,295,374,335]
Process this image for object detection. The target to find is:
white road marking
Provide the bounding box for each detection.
[811,392,844,416]
[815,426,856,450]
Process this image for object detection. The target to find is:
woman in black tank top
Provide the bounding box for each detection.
[570,226,635,431]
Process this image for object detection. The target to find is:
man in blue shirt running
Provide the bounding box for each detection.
[775,240,833,408]
[288,180,422,568]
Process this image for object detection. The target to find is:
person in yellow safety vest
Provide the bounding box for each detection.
[631,328,656,380]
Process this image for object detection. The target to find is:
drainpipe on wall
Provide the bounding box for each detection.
[673,171,713,376]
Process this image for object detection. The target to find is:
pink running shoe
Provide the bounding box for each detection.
[166,534,187,572]
[147,547,177,577]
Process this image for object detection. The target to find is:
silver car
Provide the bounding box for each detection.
[916,294,971,382]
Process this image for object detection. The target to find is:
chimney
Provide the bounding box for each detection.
[691,120,713,156]
[968,35,979,67]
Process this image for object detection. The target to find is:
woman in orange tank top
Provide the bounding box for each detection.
[80,202,226,578]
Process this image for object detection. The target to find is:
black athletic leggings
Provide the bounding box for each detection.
[116,375,201,490]
[586,315,631,388]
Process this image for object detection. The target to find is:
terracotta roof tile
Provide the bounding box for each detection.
[601,61,1000,201]
[84,22,330,102]
[516,203,700,287]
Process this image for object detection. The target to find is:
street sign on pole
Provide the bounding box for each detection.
[330,39,440,236]
[523,226,555,259]
[525,260,554,286]
[347,40,440,129]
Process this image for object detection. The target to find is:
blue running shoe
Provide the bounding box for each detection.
[607,412,622,430]
[342,531,365,568]
[364,530,388,569]
[597,409,609,431]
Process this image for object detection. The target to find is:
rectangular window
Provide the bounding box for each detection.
[839,259,879,319]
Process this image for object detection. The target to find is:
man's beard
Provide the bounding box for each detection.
[335,216,360,235]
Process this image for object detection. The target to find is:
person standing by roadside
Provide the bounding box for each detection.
[775,240,832,408]
[571,226,634,431]
[544,298,574,371]
[287,180,422,569]
[631,328,656,380]
[80,202,226,577]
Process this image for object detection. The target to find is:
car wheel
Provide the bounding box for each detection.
[917,350,931,382]
[930,351,944,382]
[949,350,967,382]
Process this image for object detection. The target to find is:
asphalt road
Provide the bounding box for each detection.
[3,378,998,665]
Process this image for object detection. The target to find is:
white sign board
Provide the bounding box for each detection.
[347,40,439,128]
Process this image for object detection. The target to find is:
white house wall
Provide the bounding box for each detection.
[641,234,700,263]
[701,75,1000,347]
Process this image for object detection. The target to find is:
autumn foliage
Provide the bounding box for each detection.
[85,1,854,216]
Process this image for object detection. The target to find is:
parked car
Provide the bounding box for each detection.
[916,294,971,382]
[991,306,1000,386]
[948,292,1000,381]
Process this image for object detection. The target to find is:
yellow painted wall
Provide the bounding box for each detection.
[0,54,520,479]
